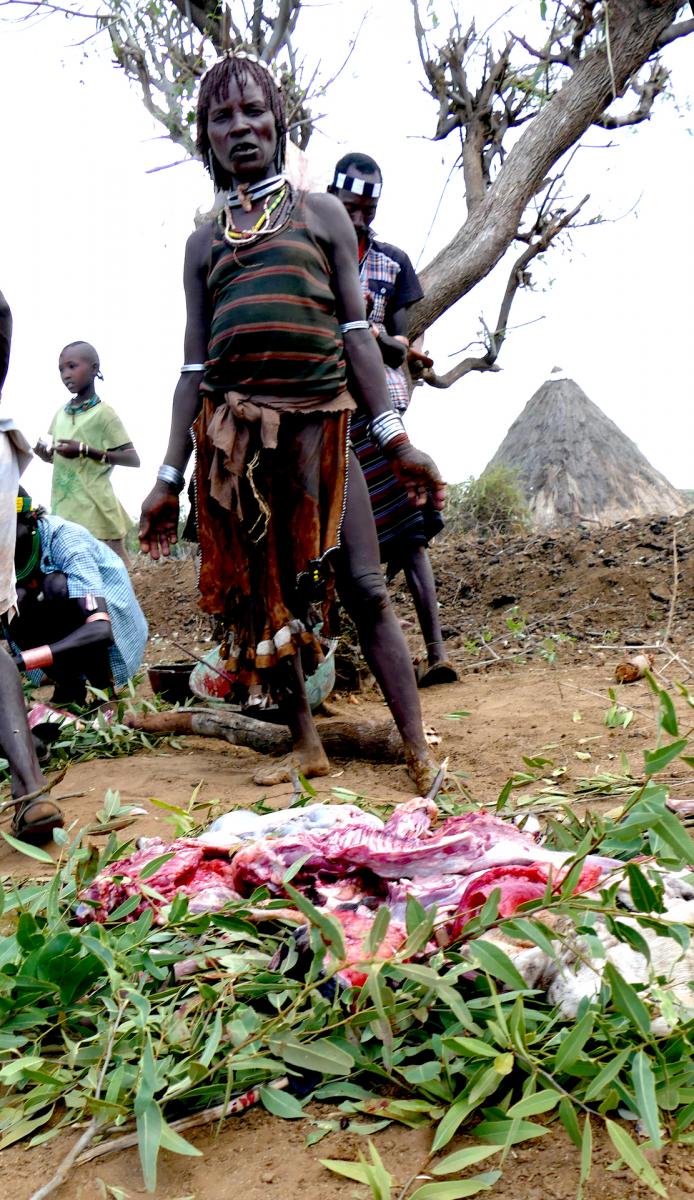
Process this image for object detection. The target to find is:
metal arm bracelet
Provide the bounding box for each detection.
[340,320,370,334]
[157,464,186,492]
[368,410,408,450]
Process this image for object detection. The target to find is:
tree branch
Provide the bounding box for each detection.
[411,0,688,340]
[0,0,105,15]
[262,0,295,62]
[417,355,501,388]
[170,0,217,38]
[657,16,694,47]
[417,193,589,389]
[593,61,668,128]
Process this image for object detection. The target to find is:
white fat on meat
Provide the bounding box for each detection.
[486,870,694,1033]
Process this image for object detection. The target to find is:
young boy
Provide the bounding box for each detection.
[139,52,444,791]
[329,153,457,688]
[34,342,139,563]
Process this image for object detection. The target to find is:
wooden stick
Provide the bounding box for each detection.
[169,637,237,685]
[74,1078,289,1166]
[663,528,679,646]
[0,768,68,815]
[29,1118,105,1200]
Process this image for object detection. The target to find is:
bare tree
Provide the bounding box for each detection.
[0,0,318,154]
[409,0,694,377]
[102,0,320,153]
[2,0,693,379]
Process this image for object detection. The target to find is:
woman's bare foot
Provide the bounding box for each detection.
[253,747,330,787]
[404,745,441,796]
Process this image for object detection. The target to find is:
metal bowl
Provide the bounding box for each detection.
[147,662,193,704]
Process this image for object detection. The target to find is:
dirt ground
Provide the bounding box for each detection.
[3,512,694,1198]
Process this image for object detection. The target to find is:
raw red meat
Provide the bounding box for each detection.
[76,799,618,1000]
[230,797,615,894]
[446,861,606,941]
[329,909,408,988]
[76,837,238,924]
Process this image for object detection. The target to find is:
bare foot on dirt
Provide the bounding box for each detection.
[253,748,330,787]
[403,746,441,796]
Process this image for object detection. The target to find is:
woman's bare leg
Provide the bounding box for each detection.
[252,653,329,785]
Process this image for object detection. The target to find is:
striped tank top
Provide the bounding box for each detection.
[205,194,347,398]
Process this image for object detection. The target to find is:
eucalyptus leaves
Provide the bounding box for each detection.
[0,673,692,1198]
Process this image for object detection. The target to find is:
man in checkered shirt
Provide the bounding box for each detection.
[329,153,458,688]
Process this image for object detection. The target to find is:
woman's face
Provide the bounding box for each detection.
[206,73,278,185]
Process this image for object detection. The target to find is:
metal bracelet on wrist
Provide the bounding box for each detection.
[157,464,185,492]
[340,320,370,334]
[368,411,407,450]
[180,363,206,373]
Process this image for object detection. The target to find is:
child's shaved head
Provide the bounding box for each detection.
[60,340,100,368]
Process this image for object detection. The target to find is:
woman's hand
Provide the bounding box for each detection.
[139,482,180,560]
[53,438,82,460]
[387,441,446,511]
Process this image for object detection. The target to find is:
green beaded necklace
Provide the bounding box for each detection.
[15,530,41,583]
[65,393,100,418]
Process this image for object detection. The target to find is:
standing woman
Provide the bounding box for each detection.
[34,341,139,563]
[139,51,444,792]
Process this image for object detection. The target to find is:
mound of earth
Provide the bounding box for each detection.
[131,510,694,670]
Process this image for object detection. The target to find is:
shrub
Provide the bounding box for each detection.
[445,465,530,539]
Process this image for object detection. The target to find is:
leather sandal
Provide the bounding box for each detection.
[416,660,459,688]
[11,797,64,845]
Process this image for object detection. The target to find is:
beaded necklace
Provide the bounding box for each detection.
[221,184,290,247]
[64,393,101,419]
[15,529,41,583]
[228,173,286,211]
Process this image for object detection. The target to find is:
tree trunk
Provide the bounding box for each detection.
[125,708,403,762]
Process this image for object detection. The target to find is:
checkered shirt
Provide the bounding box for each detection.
[36,515,148,686]
[359,244,411,413]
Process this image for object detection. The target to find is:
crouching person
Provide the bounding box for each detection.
[7,494,148,707]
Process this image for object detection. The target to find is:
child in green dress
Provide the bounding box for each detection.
[34,342,139,562]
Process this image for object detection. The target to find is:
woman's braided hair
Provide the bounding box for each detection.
[196,53,287,183]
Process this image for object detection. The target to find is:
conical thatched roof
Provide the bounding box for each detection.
[485,372,686,530]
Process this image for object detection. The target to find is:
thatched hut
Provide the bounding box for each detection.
[485,371,687,529]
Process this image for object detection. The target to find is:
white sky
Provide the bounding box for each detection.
[1,0,692,518]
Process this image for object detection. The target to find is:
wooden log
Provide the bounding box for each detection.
[124,707,403,762]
